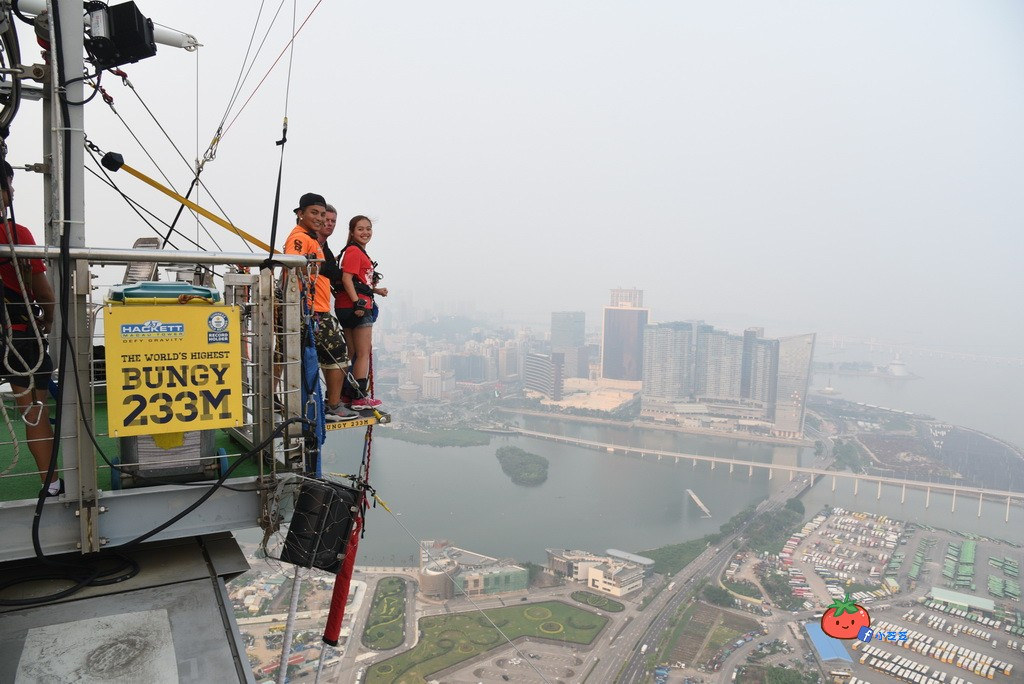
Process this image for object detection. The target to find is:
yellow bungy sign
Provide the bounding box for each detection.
[104,304,243,437]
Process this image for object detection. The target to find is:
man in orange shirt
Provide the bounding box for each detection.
[283,193,355,421]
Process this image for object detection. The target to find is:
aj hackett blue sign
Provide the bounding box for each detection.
[120,319,186,340]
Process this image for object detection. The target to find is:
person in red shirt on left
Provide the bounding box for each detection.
[0,161,61,497]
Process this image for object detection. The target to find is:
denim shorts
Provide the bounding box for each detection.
[335,307,373,330]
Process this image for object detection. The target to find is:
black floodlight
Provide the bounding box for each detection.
[85,1,157,70]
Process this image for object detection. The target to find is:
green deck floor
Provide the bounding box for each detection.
[1,396,259,502]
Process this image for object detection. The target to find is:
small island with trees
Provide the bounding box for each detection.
[495,446,549,486]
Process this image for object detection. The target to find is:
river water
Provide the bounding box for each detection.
[261,346,1024,565]
[324,427,1024,567]
[813,342,1024,448]
[322,421,801,566]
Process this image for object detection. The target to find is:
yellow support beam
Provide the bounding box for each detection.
[114,160,275,253]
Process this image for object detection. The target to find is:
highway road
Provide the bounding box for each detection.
[614,435,832,683]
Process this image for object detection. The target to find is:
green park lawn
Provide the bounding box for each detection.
[569,590,625,612]
[366,600,607,684]
[363,577,407,650]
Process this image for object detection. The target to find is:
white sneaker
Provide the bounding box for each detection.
[326,404,359,421]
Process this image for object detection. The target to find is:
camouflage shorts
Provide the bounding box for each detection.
[306,312,348,369]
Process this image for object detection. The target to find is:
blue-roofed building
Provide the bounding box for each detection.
[803,622,853,663]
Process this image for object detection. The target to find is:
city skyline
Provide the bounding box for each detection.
[8,0,1017,356]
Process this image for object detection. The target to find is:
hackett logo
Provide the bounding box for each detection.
[120,320,185,339]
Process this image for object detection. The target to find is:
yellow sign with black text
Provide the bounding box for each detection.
[104,304,243,437]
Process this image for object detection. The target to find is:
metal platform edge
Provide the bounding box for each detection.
[0,533,256,683]
[0,477,263,563]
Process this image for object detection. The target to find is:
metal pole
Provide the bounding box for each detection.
[46,0,98,553]
[277,567,303,684]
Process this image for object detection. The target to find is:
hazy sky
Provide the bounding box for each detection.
[9,1,1024,352]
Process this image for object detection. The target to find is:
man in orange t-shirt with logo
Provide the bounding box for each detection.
[283,193,354,421]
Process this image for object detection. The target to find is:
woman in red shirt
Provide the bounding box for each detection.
[335,215,387,409]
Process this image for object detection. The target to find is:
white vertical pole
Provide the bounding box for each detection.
[278,568,303,684]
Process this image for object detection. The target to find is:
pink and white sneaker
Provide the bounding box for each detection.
[350,397,383,410]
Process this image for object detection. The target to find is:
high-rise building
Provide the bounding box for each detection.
[694,325,743,401]
[452,354,487,383]
[741,328,779,409]
[523,352,564,400]
[551,312,585,348]
[408,354,427,387]
[422,371,452,400]
[773,333,816,437]
[610,288,643,308]
[642,322,693,401]
[551,311,588,378]
[601,306,649,384]
[497,342,519,380]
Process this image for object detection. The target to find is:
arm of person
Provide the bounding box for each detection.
[341,273,365,317]
[31,271,55,333]
[372,287,388,297]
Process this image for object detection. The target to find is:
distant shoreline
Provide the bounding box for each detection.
[493,407,812,448]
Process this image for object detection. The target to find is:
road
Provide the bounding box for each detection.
[614,433,833,683]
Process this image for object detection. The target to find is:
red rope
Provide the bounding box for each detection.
[321,425,373,646]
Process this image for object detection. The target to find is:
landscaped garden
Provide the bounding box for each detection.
[363,577,407,650]
[366,600,607,683]
[570,590,625,612]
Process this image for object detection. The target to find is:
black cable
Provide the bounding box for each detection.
[63,68,102,106]
[7,1,142,605]
[0,413,307,606]
[10,0,34,26]
[83,147,221,282]
[121,417,305,549]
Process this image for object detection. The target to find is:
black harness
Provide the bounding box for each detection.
[335,243,380,298]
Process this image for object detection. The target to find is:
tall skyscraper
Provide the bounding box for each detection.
[642,322,693,401]
[497,341,519,380]
[551,312,585,348]
[742,327,779,410]
[773,333,816,437]
[694,326,743,401]
[551,311,588,378]
[610,288,643,308]
[601,306,649,384]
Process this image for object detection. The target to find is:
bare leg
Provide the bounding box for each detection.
[12,386,56,485]
[351,326,372,381]
[323,367,342,406]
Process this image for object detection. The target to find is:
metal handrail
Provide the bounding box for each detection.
[4,245,308,267]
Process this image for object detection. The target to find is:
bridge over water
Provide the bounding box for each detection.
[512,428,1024,521]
